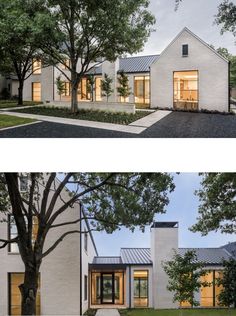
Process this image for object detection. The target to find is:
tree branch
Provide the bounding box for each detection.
[0,237,18,249]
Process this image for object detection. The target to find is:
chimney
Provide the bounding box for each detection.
[150,222,179,309]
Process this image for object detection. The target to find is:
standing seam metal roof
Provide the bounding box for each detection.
[119,55,159,73]
[93,256,122,264]
[178,248,232,265]
[120,248,152,265]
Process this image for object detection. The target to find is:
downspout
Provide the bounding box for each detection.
[228,61,231,113]
[80,204,82,315]
[129,266,131,308]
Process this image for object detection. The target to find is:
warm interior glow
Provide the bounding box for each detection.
[174,71,198,110]
[10,273,40,315]
[32,60,42,74]
[95,77,102,101]
[133,270,148,307]
[134,76,150,107]
[32,83,41,102]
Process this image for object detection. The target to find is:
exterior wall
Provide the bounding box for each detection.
[0,176,97,316]
[24,66,54,102]
[151,29,229,112]
[129,265,153,308]
[151,226,178,309]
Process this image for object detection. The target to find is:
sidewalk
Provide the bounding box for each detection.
[1,109,171,135]
[96,309,120,316]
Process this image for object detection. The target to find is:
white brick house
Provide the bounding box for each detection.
[20,27,230,113]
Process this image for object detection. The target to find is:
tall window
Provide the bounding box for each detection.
[134,76,150,106]
[9,273,40,316]
[32,60,42,74]
[182,44,189,57]
[84,275,88,301]
[19,175,28,192]
[62,82,71,97]
[174,71,198,111]
[78,78,91,101]
[32,82,41,102]
[133,270,148,307]
[201,270,223,307]
[84,232,88,252]
[9,216,39,253]
[95,77,102,101]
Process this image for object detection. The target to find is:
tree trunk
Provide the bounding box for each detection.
[18,81,24,106]
[20,268,39,315]
[71,68,79,113]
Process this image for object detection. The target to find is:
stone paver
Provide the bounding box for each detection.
[96,309,120,316]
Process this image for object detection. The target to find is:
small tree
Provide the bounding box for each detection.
[86,75,95,102]
[101,73,114,102]
[55,75,65,100]
[163,250,207,316]
[117,70,132,102]
[217,258,236,313]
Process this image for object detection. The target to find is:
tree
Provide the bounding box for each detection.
[163,250,207,316]
[86,75,95,102]
[55,75,65,100]
[215,1,236,39]
[217,258,236,310]
[40,0,155,112]
[0,172,175,315]
[117,71,132,102]
[0,0,50,105]
[191,173,236,235]
[101,73,114,102]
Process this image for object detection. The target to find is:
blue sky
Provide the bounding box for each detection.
[91,173,236,256]
[137,0,236,56]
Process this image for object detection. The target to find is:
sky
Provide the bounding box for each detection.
[91,173,236,257]
[135,0,236,56]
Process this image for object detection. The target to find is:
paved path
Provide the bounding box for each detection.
[1,111,236,138]
[1,109,171,135]
[96,309,120,316]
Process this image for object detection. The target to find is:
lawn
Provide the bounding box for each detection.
[0,100,42,109]
[11,106,151,125]
[0,114,37,129]
[119,309,236,316]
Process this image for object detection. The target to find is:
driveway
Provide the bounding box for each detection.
[0,112,236,138]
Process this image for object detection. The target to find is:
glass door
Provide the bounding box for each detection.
[101,273,114,304]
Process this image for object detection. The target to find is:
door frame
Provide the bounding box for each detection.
[101,272,115,304]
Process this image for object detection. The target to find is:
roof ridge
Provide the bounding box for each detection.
[121,247,150,249]
[120,54,159,60]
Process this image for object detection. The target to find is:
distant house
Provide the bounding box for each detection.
[15,27,229,113]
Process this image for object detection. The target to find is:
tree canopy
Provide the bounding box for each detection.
[191,173,236,235]
[0,172,174,315]
[218,258,236,308]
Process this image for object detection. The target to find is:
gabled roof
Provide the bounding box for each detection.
[152,27,229,66]
[119,55,159,73]
[221,242,236,258]
[179,248,232,265]
[120,248,152,265]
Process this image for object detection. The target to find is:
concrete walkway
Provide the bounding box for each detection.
[96,309,120,316]
[1,109,172,135]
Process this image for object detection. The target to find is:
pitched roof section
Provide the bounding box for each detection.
[221,242,236,258]
[179,248,232,265]
[93,256,122,264]
[119,55,159,73]
[120,248,152,265]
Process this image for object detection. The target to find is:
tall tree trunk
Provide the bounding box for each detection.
[71,68,79,113]
[18,81,24,106]
[20,267,39,315]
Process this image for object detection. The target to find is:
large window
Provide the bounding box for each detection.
[200,271,223,307]
[78,78,91,101]
[174,71,198,110]
[95,77,102,101]
[9,273,40,315]
[32,60,42,74]
[32,82,41,102]
[62,82,71,97]
[9,216,39,253]
[134,76,150,107]
[133,270,148,307]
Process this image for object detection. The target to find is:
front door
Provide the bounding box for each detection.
[101,273,114,304]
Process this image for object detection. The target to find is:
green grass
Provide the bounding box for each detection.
[0,114,37,129]
[0,100,42,109]
[119,309,236,316]
[11,106,151,125]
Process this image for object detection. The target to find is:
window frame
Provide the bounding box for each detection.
[133,270,149,308]
[182,44,189,57]
[134,76,150,105]
[32,82,41,102]
[32,59,42,75]
[84,275,88,301]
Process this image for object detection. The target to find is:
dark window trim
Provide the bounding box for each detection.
[84,275,88,301]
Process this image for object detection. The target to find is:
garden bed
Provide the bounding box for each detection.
[0,100,42,109]
[11,106,151,125]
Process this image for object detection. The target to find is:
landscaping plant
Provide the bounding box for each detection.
[55,75,66,100]
[117,71,132,102]
[101,73,114,102]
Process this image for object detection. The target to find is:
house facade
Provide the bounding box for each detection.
[20,27,230,113]
[1,203,236,316]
